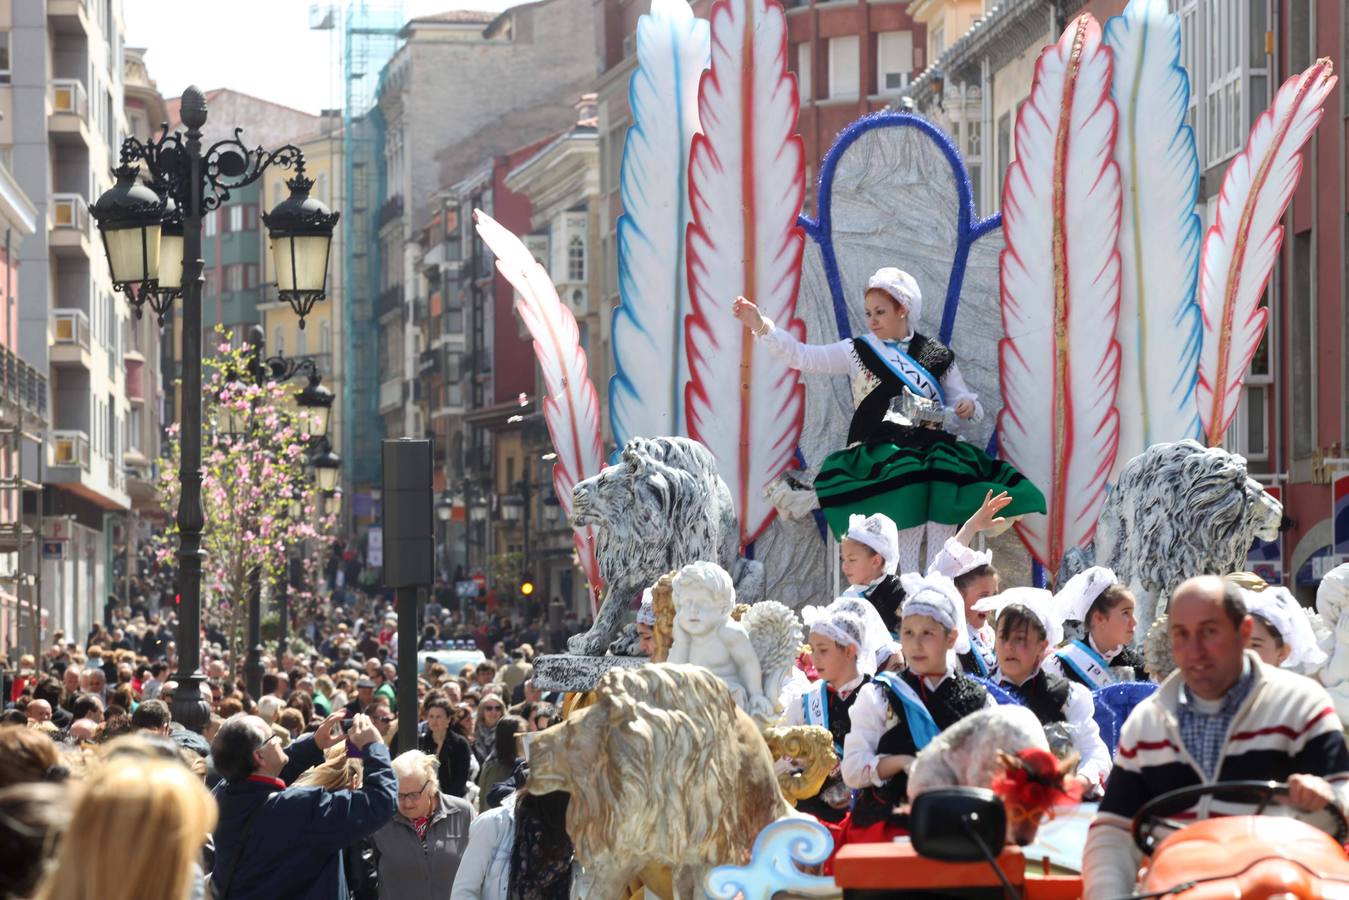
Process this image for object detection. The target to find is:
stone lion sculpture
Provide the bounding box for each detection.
[567,436,766,656]
[1065,440,1282,646]
[526,663,791,899]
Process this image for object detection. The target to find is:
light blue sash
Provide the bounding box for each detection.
[874,671,941,751]
[1055,640,1115,691]
[860,334,947,405]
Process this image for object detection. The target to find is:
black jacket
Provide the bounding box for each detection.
[417,728,472,799]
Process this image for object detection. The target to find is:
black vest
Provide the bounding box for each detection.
[1000,668,1071,726]
[797,676,872,823]
[864,576,905,635]
[849,334,957,447]
[851,671,987,826]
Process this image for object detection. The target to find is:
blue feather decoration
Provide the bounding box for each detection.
[608,0,710,447]
[1104,0,1203,474]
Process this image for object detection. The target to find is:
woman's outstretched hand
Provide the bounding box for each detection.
[733,295,765,333]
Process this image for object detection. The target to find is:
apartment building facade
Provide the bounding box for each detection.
[0,159,43,661]
[361,0,597,559]
[6,0,132,642]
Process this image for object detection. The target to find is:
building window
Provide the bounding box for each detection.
[273,327,285,356]
[446,308,464,334]
[876,31,913,94]
[244,204,258,231]
[297,328,308,356]
[225,265,243,292]
[796,43,812,102]
[205,209,217,237]
[0,31,10,84]
[1290,231,1313,459]
[567,236,585,282]
[320,321,332,355]
[929,21,946,62]
[1204,0,1242,164]
[229,205,243,232]
[828,35,860,100]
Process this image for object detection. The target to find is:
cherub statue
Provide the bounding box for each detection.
[667,561,801,725]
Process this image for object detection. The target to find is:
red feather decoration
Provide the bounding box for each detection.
[684,0,807,548]
[998,14,1123,576]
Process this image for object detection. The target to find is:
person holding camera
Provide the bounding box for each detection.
[210,711,398,900]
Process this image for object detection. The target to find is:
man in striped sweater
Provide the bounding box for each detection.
[1084,575,1349,898]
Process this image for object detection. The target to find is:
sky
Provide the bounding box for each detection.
[124,0,526,115]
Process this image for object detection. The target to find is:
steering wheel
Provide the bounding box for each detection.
[1131,780,1349,854]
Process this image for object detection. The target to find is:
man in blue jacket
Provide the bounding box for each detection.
[210,710,397,899]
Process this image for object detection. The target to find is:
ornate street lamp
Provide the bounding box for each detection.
[87,86,340,729]
[435,492,455,523]
[312,441,341,493]
[263,175,339,328]
[295,371,333,440]
[90,165,163,294]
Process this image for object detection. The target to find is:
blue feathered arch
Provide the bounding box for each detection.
[797,111,1003,346]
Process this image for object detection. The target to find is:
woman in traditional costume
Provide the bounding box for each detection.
[1045,567,1145,689]
[734,268,1045,573]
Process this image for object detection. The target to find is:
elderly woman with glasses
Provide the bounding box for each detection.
[370,749,476,900]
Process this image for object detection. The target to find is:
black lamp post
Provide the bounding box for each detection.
[91,88,338,728]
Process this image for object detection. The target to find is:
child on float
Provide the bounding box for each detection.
[842,491,1012,649]
[1043,567,1145,688]
[841,573,992,841]
[839,512,906,635]
[779,605,878,823]
[974,588,1113,794]
[1242,585,1328,672]
[929,490,1014,678]
[733,269,1046,575]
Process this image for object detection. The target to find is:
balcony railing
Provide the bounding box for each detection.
[49,78,88,120]
[377,285,402,318]
[52,309,91,350]
[50,194,89,234]
[378,194,404,228]
[50,431,91,470]
[0,347,48,422]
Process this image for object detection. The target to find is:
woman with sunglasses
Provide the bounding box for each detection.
[419,696,472,798]
[371,749,475,900]
[472,697,507,764]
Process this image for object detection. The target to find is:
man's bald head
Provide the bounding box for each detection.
[1169,575,1252,700]
[26,699,51,723]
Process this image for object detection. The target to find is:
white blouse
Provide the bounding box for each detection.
[841,671,998,789]
[756,318,983,419]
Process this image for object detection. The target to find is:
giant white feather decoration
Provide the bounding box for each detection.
[998,14,1123,577]
[684,0,807,548]
[609,0,710,448]
[1104,0,1202,473]
[473,210,605,608]
[1196,58,1337,446]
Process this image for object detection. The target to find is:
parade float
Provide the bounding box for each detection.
[471,0,1343,892]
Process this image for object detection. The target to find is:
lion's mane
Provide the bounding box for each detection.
[530,664,788,882]
[583,437,739,586]
[1095,440,1282,642]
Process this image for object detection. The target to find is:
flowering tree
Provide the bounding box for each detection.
[157,334,337,671]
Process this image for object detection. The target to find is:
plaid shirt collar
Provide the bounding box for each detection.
[1176,657,1257,779]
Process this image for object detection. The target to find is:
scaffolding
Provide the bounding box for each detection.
[311,1,405,502]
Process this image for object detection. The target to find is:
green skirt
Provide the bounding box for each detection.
[816,439,1047,535]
